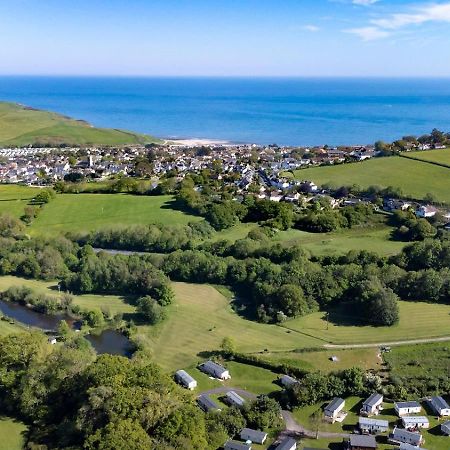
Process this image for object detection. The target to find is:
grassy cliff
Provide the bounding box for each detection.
[0,101,161,146]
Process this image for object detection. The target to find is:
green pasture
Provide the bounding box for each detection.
[0,417,27,450]
[282,301,450,345]
[292,156,450,203]
[404,148,450,165]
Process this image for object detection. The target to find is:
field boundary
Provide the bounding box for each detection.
[399,152,450,170]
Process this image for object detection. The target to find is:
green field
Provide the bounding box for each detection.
[0,417,27,450]
[0,102,159,146]
[0,185,39,218]
[0,276,135,316]
[293,156,450,203]
[27,193,200,234]
[404,148,450,165]
[137,282,324,371]
[282,301,450,345]
[259,347,381,373]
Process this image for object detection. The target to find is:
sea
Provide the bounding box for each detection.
[1,76,450,146]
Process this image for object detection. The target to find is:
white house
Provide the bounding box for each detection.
[275,437,297,450]
[226,391,245,408]
[198,360,231,380]
[174,370,197,390]
[395,401,422,416]
[324,397,346,423]
[224,440,252,450]
[240,428,267,445]
[429,396,450,417]
[280,375,298,388]
[358,417,389,434]
[401,416,429,430]
[389,427,423,447]
[361,393,383,416]
[416,205,437,218]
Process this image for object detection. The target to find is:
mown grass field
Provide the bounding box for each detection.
[0,417,27,450]
[405,148,450,165]
[0,101,159,146]
[259,347,381,373]
[0,184,39,218]
[28,193,201,234]
[282,301,450,344]
[0,275,135,316]
[292,156,450,203]
[137,282,324,371]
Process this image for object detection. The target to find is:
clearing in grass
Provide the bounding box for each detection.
[282,301,450,345]
[292,156,450,204]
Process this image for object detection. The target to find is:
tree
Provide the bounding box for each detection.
[57,320,71,339]
[276,284,309,317]
[137,296,166,324]
[220,337,236,354]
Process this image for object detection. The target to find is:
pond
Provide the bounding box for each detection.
[0,299,133,357]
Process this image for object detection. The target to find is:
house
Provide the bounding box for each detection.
[324,397,346,423]
[198,360,231,380]
[348,434,377,450]
[358,417,389,434]
[416,205,437,218]
[224,440,252,450]
[240,428,267,445]
[174,370,197,390]
[226,391,245,408]
[197,394,220,412]
[276,437,297,450]
[394,401,422,416]
[280,374,298,388]
[401,416,429,430]
[389,427,422,447]
[440,420,450,435]
[361,393,383,416]
[399,444,428,450]
[429,395,450,416]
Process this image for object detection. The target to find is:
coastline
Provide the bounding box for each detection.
[164,137,235,147]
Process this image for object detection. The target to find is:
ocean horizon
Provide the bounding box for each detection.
[1,76,450,146]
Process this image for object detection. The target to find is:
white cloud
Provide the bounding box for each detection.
[302,25,320,32]
[353,0,379,5]
[344,26,390,40]
[372,3,450,29]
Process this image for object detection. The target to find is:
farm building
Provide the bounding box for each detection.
[197,394,220,412]
[174,370,197,390]
[416,205,437,218]
[324,397,346,423]
[240,428,267,444]
[226,390,245,408]
[358,417,389,434]
[441,420,450,435]
[394,401,422,416]
[429,395,450,416]
[389,427,423,447]
[401,416,429,430]
[198,360,231,379]
[348,434,377,449]
[280,374,298,388]
[360,393,383,416]
[276,437,297,450]
[224,440,252,450]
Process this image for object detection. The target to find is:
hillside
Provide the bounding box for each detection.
[0,102,161,146]
[292,156,450,204]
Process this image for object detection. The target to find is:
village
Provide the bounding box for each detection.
[175,359,450,450]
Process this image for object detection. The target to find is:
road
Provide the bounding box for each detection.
[199,387,350,440]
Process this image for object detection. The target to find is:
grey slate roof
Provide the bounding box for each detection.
[359,416,389,427]
[349,434,377,448]
[276,437,297,450]
[197,394,219,411]
[175,369,196,385]
[441,420,450,434]
[240,428,267,442]
[430,395,450,412]
[392,428,422,446]
[363,393,383,407]
[324,397,345,414]
[200,360,227,375]
[226,390,245,407]
[224,440,252,450]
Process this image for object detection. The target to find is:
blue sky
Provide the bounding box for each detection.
[1,0,450,76]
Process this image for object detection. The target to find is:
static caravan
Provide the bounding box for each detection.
[394,401,421,416]
[226,390,245,408]
[324,397,346,423]
[361,393,383,416]
[401,416,429,430]
[276,437,297,450]
[174,370,197,390]
[240,428,267,445]
[198,360,231,380]
[197,394,220,412]
[429,396,450,417]
[358,416,389,434]
[280,374,298,388]
[224,441,252,450]
[389,427,423,447]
